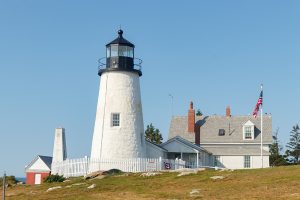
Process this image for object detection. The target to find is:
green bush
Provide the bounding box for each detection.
[0,176,18,187]
[44,174,65,183]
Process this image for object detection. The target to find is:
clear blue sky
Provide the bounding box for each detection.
[0,1,299,177]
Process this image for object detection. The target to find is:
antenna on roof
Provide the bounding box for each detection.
[168,94,174,117]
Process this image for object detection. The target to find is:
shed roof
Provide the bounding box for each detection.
[25,155,52,172]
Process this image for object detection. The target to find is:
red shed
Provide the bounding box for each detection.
[25,155,52,185]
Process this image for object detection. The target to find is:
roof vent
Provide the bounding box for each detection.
[218,129,225,136]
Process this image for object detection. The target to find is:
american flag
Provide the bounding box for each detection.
[253,90,263,118]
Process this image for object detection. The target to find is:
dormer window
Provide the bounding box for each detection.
[244,126,252,139]
[243,120,255,140]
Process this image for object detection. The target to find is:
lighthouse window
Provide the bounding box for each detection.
[111,45,118,57]
[112,113,120,127]
[118,46,127,56]
[106,47,111,57]
[118,46,134,58]
[127,47,133,58]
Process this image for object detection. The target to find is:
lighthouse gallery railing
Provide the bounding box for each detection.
[98,57,142,71]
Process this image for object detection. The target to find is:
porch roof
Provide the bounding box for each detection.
[161,136,212,154]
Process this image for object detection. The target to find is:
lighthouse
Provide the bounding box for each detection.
[90,30,146,168]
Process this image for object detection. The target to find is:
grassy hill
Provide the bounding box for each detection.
[1,165,300,200]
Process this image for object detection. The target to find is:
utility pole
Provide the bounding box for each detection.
[2,171,6,200]
[260,84,263,168]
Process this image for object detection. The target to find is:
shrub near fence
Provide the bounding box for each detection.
[51,157,186,178]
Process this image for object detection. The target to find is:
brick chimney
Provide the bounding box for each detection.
[226,106,231,117]
[188,101,195,133]
[195,123,200,145]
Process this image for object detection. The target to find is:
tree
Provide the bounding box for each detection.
[145,123,163,144]
[286,124,300,164]
[269,128,287,166]
[196,109,203,116]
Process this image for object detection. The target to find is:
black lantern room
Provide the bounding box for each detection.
[98,30,142,76]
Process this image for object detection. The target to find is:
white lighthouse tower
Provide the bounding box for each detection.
[90,30,146,170]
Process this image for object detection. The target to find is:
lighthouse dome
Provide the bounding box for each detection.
[98,29,142,76]
[106,29,135,48]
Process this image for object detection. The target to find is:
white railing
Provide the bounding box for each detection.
[51,157,186,178]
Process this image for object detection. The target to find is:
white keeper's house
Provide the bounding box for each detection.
[167,102,272,169]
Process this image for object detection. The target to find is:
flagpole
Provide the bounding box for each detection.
[260,84,263,168]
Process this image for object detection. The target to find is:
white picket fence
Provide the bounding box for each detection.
[51,157,186,178]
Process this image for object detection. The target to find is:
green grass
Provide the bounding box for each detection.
[2,166,300,199]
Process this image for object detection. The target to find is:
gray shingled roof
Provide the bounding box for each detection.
[169,115,273,144]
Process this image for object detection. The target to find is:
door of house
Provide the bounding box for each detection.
[174,153,181,159]
[34,174,41,185]
[188,154,197,168]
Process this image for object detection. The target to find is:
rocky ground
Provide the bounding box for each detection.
[1,166,300,199]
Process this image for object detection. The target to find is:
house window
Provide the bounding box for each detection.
[218,129,225,136]
[111,113,120,127]
[243,120,255,140]
[244,126,253,139]
[214,156,220,167]
[244,156,251,168]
